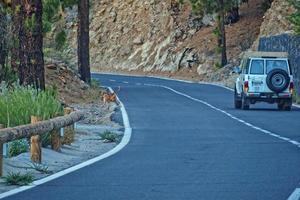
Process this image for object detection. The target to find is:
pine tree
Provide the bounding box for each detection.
[189,0,241,67]
[12,0,45,89]
[78,0,90,84]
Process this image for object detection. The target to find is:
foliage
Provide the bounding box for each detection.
[185,0,241,67]
[42,0,78,49]
[214,62,222,69]
[0,65,18,86]
[8,139,29,157]
[260,0,273,12]
[55,30,67,50]
[99,131,121,143]
[4,172,34,185]
[29,163,52,174]
[289,0,300,35]
[0,83,63,128]
[293,92,300,104]
[90,79,100,89]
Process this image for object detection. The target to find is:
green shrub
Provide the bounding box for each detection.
[0,83,63,128]
[99,131,121,143]
[90,79,100,89]
[8,139,29,157]
[4,172,34,186]
[0,84,62,154]
[293,93,300,104]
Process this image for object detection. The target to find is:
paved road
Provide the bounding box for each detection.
[5,74,300,200]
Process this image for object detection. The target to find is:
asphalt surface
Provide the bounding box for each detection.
[5,74,300,200]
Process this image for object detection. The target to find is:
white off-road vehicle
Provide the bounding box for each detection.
[234,52,294,111]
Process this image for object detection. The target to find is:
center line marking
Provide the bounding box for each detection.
[122,81,129,84]
[109,79,116,82]
[144,83,300,148]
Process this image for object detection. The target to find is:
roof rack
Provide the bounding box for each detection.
[241,51,288,59]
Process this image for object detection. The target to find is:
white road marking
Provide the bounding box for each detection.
[293,104,300,108]
[109,79,116,82]
[122,81,129,84]
[147,75,193,83]
[198,81,234,91]
[288,188,300,200]
[96,72,300,199]
[145,83,300,148]
[0,87,132,199]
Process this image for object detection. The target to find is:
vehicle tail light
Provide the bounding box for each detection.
[290,82,294,94]
[244,81,249,93]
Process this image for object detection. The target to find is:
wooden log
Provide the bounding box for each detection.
[62,108,75,145]
[30,116,42,163]
[0,111,84,143]
[0,124,4,177]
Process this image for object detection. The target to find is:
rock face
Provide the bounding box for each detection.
[86,0,202,73]
[252,0,294,49]
[64,0,264,79]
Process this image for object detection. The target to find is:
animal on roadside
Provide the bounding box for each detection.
[102,86,120,104]
[102,92,117,103]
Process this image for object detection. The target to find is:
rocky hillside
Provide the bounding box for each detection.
[252,0,295,49]
[63,0,265,81]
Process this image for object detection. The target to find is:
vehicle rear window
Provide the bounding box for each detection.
[266,60,289,74]
[250,60,264,74]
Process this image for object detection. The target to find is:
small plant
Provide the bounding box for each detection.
[293,93,300,104]
[260,0,273,12]
[99,131,120,143]
[214,62,222,69]
[29,163,52,174]
[55,30,67,51]
[90,79,100,89]
[4,172,34,186]
[8,139,29,157]
[41,132,51,147]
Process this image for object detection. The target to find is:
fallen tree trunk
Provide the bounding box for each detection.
[0,111,85,143]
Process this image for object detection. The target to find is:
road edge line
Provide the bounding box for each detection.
[287,188,300,200]
[0,87,132,199]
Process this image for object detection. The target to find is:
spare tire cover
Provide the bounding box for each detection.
[266,69,290,93]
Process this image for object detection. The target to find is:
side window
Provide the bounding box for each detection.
[245,59,250,74]
[241,59,250,74]
[250,60,264,75]
[288,60,293,75]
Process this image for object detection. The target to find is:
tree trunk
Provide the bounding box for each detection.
[11,0,22,74]
[219,0,227,67]
[78,0,91,84]
[0,5,8,80]
[12,0,45,90]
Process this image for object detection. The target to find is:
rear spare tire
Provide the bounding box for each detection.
[266,69,290,93]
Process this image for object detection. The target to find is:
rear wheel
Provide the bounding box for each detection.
[283,99,292,111]
[242,94,250,110]
[277,102,284,110]
[278,99,292,111]
[234,88,242,109]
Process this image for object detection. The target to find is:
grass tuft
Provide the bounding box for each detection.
[99,131,121,143]
[29,163,52,174]
[8,139,29,157]
[4,172,34,186]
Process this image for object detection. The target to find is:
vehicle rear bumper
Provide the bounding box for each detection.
[245,92,292,103]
